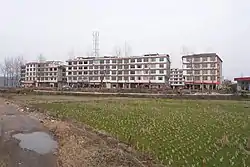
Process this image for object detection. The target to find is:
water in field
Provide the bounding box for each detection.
[13,131,58,155]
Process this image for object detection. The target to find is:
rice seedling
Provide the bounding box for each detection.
[35,99,250,166]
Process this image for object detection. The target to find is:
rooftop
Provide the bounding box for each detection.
[182,53,223,62]
[234,77,250,81]
[67,53,170,61]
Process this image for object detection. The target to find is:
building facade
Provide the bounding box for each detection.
[182,53,223,90]
[234,77,250,91]
[21,61,66,87]
[169,68,184,89]
[66,54,171,89]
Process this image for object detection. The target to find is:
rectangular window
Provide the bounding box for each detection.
[124,65,129,69]
[210,76,216,81]
[210,63,216,68]
[210,56,216,61]
[130,59,135,63]
[202,57,207,62]
[112,60,116,63]
[112,76,116,80]
[137,65,142,68]
[159,70,164,74]
[159,57,164,61]
[159,64,164,68]
[187,58,192,62]
[194,57,200,62]
[130,76,135,80]
[211,70,216,74]
[202,64,208,68]
[151,58,156,62]
[150,70,156,74]
[130,70,135,74]
[130,65,135,69]
[112,65,116,69]
[194,64,200,68]
[144,58,148,62]
[194,70,200,74]
[194,76,200,81]
[202,76,208,80]
[202,70,208,74]
[106,60,110,64]
[158,76,163,80]
[137,58,142,62]
[124,71,129,74]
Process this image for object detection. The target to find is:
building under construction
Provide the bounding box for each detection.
[66,53,171,89]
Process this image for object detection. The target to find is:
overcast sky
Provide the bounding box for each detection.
[0,0,249,79]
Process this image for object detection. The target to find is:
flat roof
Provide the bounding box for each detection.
[181,53,223,62]
[234,77,250,81]
[66,54,170,61]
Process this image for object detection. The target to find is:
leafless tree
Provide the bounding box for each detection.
[114,46,122,57]
[0,56,25,87]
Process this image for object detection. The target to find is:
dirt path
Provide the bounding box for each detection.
[0,98,57,167]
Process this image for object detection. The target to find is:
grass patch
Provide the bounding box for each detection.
[35,99,250,166]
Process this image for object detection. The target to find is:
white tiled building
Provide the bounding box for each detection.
[182,53,223,90]
[22,61,66,87]
[169,68,184,89]
[66,53,171,88]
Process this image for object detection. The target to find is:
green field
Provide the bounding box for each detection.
[35,99,250,166]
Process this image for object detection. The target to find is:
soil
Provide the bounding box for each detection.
[3,94,164,167]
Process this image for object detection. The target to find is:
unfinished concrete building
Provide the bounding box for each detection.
[66,53,171,89]
[182,53,223,90]
[22,61,66,87]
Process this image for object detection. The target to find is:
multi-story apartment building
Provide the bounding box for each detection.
[182,53,223,90]
[169,68,184,89]
[66,53,171,89]
[21,61,66,87]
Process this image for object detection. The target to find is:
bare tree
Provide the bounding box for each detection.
[0,56,25,87]
[114,46,122,57]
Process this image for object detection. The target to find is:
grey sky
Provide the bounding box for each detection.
[0,0,249,79]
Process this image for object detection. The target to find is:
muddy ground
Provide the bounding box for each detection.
[3,94,163,167]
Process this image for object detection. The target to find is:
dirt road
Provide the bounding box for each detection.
[0,98,57,167]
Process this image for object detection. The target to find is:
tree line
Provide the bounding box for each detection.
[0,56,25,87]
